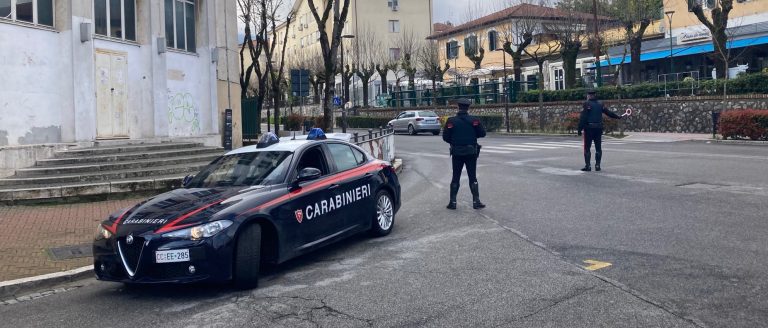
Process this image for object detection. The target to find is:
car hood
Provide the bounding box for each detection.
[105,186,270,237]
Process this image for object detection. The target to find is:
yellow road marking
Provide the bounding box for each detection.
[582,259,612,271]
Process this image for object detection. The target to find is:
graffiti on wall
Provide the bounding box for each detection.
[168,92,201,134]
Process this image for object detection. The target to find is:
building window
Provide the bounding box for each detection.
[0,0,54,27]
[687,0,715,10]
[389,48,401,61]
[94,0,136,41]
[388,20,400,33]
[165,0,196,52]
[446,40,459,59]
[488,31,498,51]
[387,0,398,10]
[464,35,477,56]
[553,68,564,90]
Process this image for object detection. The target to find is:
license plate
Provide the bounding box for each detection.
[155,249,190,263]
[426,119,436,123]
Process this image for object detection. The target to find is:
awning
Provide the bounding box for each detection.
[591,35,768,67]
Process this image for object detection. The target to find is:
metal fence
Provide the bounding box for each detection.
[386,81,537,108]
[658,71,701,96]
[242,97,262,141]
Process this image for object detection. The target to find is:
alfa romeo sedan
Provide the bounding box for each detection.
[93,133,400,288]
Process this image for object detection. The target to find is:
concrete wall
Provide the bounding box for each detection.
[358,95,768,133]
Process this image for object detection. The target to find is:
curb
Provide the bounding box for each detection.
[0,266,93,300]
[711,139,768,145]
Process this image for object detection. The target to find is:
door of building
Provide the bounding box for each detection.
[95,50,129,138]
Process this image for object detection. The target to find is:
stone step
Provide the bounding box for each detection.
[54,142,203,158]
[14,153,220,177]
[0,161,211,187]
[36,147,223,167]
[0,174,196,203]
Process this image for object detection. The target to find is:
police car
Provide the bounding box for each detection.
[93,130,401,288]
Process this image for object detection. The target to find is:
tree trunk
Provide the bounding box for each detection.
[562,46,579,89]
[537,63,545,131]
[361,77,370,107]
[512,54,522,82]
[714,31,728,79]
[629,36,642,84]
[378,71,388,94]
[272,85,281,133]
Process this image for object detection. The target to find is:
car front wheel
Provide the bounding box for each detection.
[371,190,395,237]
[233,224,261,289]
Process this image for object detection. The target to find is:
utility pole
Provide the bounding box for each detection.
[592,0,602,87]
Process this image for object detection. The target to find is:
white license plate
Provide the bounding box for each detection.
[155,249,190,263]
[426,119,436,123]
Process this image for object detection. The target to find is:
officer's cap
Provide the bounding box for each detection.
[456,98,472,109]
[586,89,597,95]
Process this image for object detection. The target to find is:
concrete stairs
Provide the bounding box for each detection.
[0,142,224,204]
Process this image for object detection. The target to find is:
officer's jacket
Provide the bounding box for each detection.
[578,100,620,131]
[442,112,486,146]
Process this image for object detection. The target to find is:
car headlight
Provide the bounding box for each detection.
[96,225,112,240]
[162,220,233,240]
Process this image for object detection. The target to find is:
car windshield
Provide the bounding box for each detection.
[186,151,294,188]
[420,111,438,117]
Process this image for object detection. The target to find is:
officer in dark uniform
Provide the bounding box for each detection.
[442,98,487,209]
[578,90,623,172]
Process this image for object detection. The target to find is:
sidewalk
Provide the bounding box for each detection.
[0,197,144,282]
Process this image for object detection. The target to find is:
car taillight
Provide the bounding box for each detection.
[415,118,424,121]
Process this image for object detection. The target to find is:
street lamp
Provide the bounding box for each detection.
[665,10,675,76]
[496,47,512,133]
[340,34,355,133]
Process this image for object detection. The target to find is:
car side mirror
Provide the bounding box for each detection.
[181,174,195,187]
[294,167,322,186]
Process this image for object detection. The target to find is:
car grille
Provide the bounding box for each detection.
[118,236,145,277]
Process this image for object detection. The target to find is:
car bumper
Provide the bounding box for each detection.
[93,231,235,284]
[415,123,441,131]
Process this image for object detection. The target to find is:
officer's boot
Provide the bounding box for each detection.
[470,182,485,209]
[595,151,602,171]
[581,151,592,171]
[447,183,459,210]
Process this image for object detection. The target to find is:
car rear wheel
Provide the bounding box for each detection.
[233,224,261,289]
[408,125,416,135]
[371,190,395,237]
[432,131,440,136]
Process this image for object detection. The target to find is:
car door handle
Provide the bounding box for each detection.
[328,184,340,190]
[363,173,373,178]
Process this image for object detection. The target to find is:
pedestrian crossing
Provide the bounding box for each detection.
[480,140,654,155]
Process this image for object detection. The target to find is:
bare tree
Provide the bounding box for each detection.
[307,0,352,130]
[553,0,590,89]
[375,40,399,96]
[262,0,292,133]
[418,40,451,107]
[691,0,734,80]
[396,28,421,89]
[353,24,379,108]
[307,53,325,105]
[612,0,663,83]
[523,34,561,130]
[498,0,536,87]
[238,0,270,134]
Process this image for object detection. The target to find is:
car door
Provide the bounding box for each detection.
[325,143,376,230]
[403,112,416,130]
[282,145,344,250]
[393,112,406,131]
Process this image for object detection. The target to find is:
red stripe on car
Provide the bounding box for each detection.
[104,209,130,234]
[155,200,225,233]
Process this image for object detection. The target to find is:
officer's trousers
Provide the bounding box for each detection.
[451,155,478,185]
[583,128,603,165]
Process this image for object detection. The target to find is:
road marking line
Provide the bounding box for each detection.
[484,146,536,151]
[502,144,559,149]
[482,149,513,154]
[582,259,612,271]
[524,143,582,148]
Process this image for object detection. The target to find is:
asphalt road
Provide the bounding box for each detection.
[1,133,765,327]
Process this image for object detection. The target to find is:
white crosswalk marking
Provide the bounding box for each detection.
[522,142,582,148]
[482,149,513,154]
[502,144,560,149]
[484,146,536,151]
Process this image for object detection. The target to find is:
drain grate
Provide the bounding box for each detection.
[48,243,92,260]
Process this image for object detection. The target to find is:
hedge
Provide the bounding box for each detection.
[335,116,393,129]
[719,109,768,140]
[518,72,768,103]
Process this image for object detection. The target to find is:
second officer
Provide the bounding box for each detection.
[442,98,486,210]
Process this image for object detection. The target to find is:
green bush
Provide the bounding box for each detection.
[517,73,768,102]
[336,116,393,129]
[475,115,504,132]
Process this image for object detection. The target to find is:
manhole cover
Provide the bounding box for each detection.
[48,243,92,260]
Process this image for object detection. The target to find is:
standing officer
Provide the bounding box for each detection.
[578,90,623,172]
[442,98,486,210]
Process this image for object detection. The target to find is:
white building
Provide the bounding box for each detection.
[0,0,240,153]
